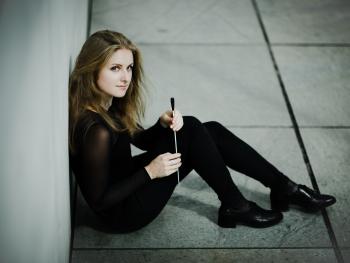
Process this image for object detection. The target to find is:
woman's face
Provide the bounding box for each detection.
[97,48,134,98]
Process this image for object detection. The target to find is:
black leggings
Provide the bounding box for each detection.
[105,116,290,232]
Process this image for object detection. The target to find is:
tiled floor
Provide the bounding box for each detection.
[71,0,350,262]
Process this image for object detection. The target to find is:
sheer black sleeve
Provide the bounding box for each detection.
[131,118,166,150]
[79,123,151,213]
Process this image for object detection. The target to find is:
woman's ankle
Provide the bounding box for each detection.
[270,176,298,195]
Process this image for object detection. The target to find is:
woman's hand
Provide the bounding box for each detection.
[145,153,182,179]
[159,109,184,131]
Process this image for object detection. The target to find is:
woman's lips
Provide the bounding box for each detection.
[117,85,128,90]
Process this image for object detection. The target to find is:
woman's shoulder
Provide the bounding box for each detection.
[77,110,109,132]
[75,110,118,146]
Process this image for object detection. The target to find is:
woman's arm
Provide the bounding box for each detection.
[131,110,183,150]
[79,124,151,213]
[130,118,165,150]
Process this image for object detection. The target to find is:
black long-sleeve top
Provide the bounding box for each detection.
[70,110,164,217]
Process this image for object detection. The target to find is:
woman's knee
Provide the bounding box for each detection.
[203,121,230,142]
[183,115,202,129]
[203,121,225,132]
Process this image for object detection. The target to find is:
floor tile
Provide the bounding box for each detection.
[257,0,350,43]
[342,248,350,262]
[300,128,350,247]
[91,0,264,43]
[273,46,350,126]
[139,45,291,127]
[72,248,337,263]
[73,128,331,248]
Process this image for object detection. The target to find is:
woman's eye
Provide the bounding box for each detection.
[127,65,134,71]
[110,66,120,71]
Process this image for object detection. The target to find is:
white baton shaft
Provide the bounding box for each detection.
[173,112,180,184]
[171,98,180,184]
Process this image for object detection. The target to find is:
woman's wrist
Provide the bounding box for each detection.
[145,165,155,179]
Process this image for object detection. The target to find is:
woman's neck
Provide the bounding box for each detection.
[101,96,113,111]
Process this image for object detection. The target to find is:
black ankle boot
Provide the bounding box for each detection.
[218,201,283,228]
[270,183,336,212]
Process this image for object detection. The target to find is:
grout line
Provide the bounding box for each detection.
[73,247,338,251]
[136,42,350,47]
[298,126,350,129]
[272,43,350,47]
[251,1,344,263]
[138,42,265,46]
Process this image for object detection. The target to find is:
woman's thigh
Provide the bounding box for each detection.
[120,118,199,231]
[118,158,193,231]
[132,151,193,210]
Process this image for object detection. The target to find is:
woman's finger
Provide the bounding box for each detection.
[176,111,183,128]
[164,153,181,161]
[178,120,184,131]
[171,110,181,130]
[168,158,181,166]
[166,164,181,175]
[174,119,183,131]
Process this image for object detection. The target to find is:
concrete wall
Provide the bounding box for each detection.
[0,0,88,262]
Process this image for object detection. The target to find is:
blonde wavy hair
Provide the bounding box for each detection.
[69,30,146,154]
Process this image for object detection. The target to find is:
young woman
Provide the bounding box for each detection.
[69,30,336,233]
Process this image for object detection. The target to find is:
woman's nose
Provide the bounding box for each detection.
[120,69,128,81]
